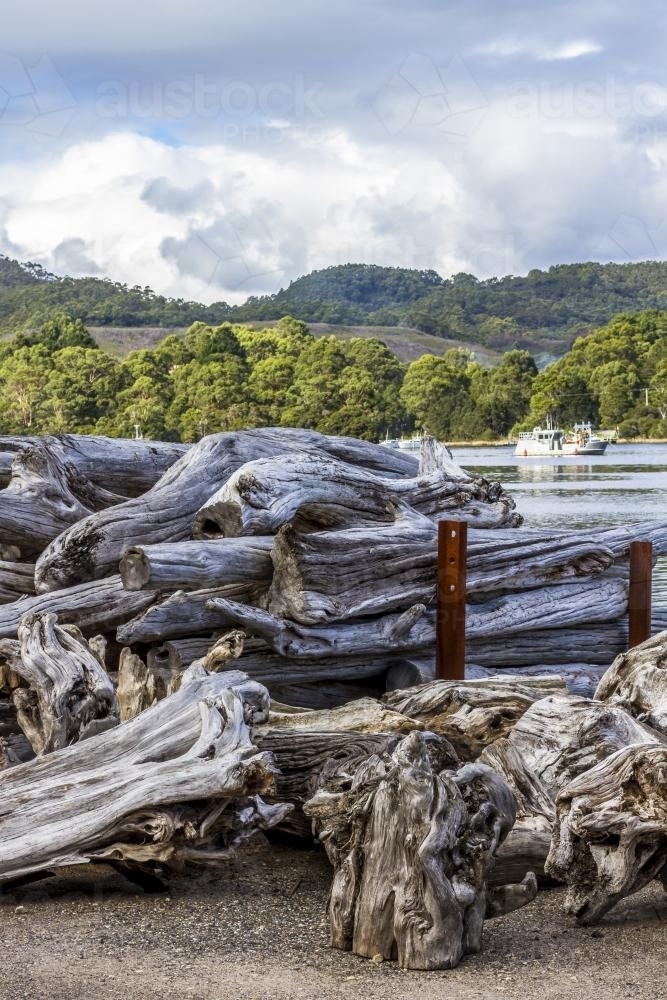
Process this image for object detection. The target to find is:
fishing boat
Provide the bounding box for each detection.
[380,434,423,452]
[515,421,608,457]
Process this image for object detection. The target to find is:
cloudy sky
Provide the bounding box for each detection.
[2,0,667,302]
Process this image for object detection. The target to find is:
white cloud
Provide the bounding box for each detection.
[474,37,602,62]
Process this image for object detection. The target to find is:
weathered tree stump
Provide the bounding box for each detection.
[303,732,517,970]
[546,744,667,924]
[479,694,664,882]
[595,629,667,735]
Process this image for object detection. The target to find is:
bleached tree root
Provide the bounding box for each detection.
[304,732,517,970]
[382,676,566,760]
[0,613,119,754]
[0,666,290,886]
[595,629,667,735]
[546,744,667,924]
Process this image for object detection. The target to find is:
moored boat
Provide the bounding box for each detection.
[515,422,608,457]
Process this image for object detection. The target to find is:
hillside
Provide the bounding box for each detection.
[89,322,504,365]
[3,255,667,356]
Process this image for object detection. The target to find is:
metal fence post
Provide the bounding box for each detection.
[628,540,652,648]
[436,520,467,680]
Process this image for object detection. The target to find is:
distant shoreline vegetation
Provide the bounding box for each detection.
[0,308,664,443]
[4,255,667,357]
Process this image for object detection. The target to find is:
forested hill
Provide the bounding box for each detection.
[3,255,667,355]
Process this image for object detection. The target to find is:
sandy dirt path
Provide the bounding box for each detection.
[1,839,665,1000]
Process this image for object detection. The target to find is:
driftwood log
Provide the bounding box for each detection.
[0,561,35,603]
[0,613,118,754]
[546,744,667,924]
[595,630,667,735]
[0,666,290,886]
[303,732,517,970]
[207,579,628,660]
[116,584,262,644]
[268,519,621,625]
[0,434,188,496]
[0,576,156,641]
[0,439,128,555]
[192,453,521,540]
[120,537,274,593]
[34,429,419,592]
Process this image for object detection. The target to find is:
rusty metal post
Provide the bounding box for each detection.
[628,540,653,649]
[436,520,467,680]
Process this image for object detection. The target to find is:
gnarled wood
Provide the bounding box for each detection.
[595,629,667,735]
[303,734,516,970]
[0,613,119,755]
[192,453,521,540]
[117,647,181,721]
[35,428,419,592]
[479,694,665,882]
[0,666,289,886]
[120,537,274,592]
[0,440,128,555]
[546,744,667,924]
[382,676,567,760]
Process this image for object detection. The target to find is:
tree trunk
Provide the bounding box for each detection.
[268,517,618,625]
[0,434,188,496]
[0,561,35,603]
[546,744,667,924]
[192,454,521,540]
[0,666,290,886]
[0,576,156,640]
[120,537,274,592]
[0,613,119,754]
[116,583,263,644]
[0,439,128,555]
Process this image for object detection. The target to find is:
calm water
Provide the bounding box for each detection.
[450,442,667,605]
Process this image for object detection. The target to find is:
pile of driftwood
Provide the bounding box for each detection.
[1,429,667,970]
[2,429,663,710]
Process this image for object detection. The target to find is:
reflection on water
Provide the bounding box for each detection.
[451,442,667,604]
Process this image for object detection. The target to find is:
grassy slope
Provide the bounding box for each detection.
[89,323,506,365]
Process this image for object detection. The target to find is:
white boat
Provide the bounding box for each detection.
[515,421,608,457]
[380,435,423,452]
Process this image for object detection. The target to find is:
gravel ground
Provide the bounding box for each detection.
[1,837,665,1000]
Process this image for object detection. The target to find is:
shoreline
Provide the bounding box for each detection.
[446,437,667,448]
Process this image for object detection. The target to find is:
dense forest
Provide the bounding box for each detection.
[0,309,665,442]
[4,254,667,355]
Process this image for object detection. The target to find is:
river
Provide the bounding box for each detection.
[450,441,667,605]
